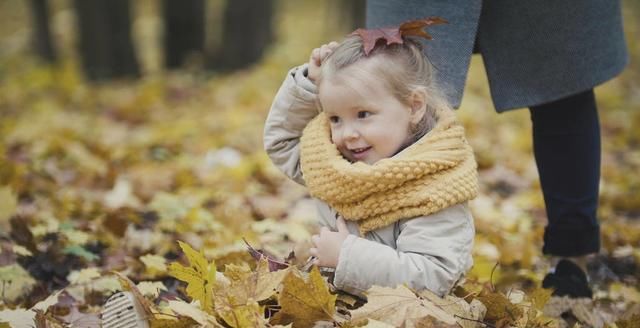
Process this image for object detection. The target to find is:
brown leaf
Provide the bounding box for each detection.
[351,17,447,55]
[350,285,457,327]
[399,17,448,40]
[476,289,523,327]
[271,266,336,327]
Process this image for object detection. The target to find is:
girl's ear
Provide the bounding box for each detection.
[409,88,427,125]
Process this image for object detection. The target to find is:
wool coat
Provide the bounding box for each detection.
[366,0,629,111]
[263,64,475,297]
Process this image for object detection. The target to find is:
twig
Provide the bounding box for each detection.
[489,261,499,292]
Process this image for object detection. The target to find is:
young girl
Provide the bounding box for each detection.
[264,29,478,297]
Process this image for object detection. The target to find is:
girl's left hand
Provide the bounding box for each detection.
[309,217,350,268]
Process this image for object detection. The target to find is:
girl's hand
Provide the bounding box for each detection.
[307,41,339,83]
[309,217,350,268]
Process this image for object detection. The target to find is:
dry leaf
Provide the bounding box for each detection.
[351,17,447,55]
[350,285,457,327]
[272,266,336,327]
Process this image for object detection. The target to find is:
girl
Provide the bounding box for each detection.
[264,28,478,297]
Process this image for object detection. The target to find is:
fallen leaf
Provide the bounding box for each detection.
[137,281,167,298]
[0,263,37,302]
[67,267,101,285]
[168,240,216,313]
[140,253,168,275]
[351,285,457,327]
[0,308,35,328]
[272,266,336,327]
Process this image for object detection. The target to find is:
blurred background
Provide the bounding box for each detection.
[0,0,639,314]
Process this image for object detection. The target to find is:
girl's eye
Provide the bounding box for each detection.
[357,111,371,119]
[329,116,340,124]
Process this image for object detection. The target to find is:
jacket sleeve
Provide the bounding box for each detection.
[333,204,475,297]
[263,64,320,185]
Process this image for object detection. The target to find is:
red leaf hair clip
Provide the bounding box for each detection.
[351,17,448,56]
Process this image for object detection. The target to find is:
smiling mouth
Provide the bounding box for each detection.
[349,146,372,160]
[350,147,371,153]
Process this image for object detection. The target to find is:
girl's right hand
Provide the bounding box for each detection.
[308,41,339,83]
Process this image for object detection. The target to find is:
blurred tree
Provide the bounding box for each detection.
[73,0,140,81]
[163,0,205,69]
[327,0,366,33]
[29,0,57,63]
[208,0,275,71]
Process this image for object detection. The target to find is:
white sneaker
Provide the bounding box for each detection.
[101,292,149,328]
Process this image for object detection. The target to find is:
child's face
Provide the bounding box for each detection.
[319,61,418,165]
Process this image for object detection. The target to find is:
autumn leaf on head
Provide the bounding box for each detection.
[168,241,216,313]
[351,16,447,55]
[399,17,448,40]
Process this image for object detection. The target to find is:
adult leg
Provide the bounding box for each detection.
[531,89,600,298]
[529,89,601,258]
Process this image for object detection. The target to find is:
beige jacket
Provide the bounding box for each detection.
[263,64,474,297]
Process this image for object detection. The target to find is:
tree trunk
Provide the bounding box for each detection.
[73,0,140,81]
[162,0,205,69]
[327,0,366,33]
[29,0,57,63]
[209,0,274,71]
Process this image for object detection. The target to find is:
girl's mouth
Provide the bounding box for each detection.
[350,146,372,160]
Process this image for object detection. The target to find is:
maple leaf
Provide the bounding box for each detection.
[417,288,487,328]
[476,288,524,326]
[168,240,217,313]
[214,258,289,327]
[351,17,447,55]
[271,266,336,327]
[350,285,457,327]
[165,299,220,327]
[140,253,168,275]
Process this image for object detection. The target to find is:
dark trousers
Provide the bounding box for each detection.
[529,90,601,257]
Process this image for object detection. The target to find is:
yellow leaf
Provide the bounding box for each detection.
[140,254,168,275]
[0,264,36,302]
[213,258,289,327]
[62,229,90,246]
[255,258,290,301]
[166,299,219,327]
[217,300,266,328]
[12,245,32,257]
[67,267,101,285]
[529,287,553,311]
[168,240,216,313]
[0,186,17,222]
[137,281,167,298]
[272,266,336,327]
[351,285,457,327]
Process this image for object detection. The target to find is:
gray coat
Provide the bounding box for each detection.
[366,0,629,111]
[263,64,474,297]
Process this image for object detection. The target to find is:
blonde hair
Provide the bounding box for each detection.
[317,35,451,144]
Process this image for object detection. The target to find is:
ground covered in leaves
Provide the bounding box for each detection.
[1,1,640,327]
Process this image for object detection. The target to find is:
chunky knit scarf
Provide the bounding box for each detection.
[299,107,478,234]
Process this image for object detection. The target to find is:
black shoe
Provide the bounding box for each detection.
[542,259,593,298]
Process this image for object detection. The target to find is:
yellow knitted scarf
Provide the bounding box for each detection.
[299,107,478,234]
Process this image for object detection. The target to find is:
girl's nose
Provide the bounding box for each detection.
[342,123,360,140]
